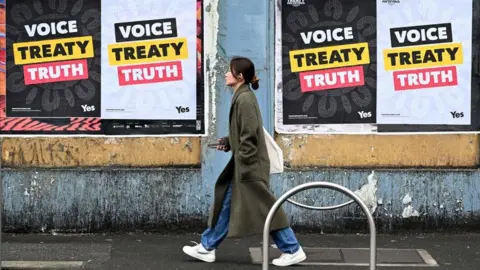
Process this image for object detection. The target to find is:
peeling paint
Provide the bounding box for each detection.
[378,198,383,205]
[279,137,295,162]
[402,194,413,205]
[4,169,480,233]
[104,138,119,145]
[184,140,193,152]
[204,0,220,133]
[2,138,201,167]
[401,193,420,218]
[354,171,378,214]
[402,205,420,218]
[277,134,479,168]
[280,137,293,148]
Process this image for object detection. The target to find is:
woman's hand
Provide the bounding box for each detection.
[216,138,230,152]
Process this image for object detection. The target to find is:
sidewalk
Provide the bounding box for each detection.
[2,233,480,269]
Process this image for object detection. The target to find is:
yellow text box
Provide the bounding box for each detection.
[13,36,94,65]
[108,37,188,66]
[383,43,463,71]
[289,42,370,72]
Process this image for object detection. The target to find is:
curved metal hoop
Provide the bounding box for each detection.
[262,182,376,270]
[286,198,355,210]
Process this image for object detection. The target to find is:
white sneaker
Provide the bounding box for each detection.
[272,246,307,267]
[182,241,216,263]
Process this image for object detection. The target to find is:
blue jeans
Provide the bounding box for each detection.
[201,183,300,254]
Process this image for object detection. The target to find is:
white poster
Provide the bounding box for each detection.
[377,0,473,125]
[101,0,197,120]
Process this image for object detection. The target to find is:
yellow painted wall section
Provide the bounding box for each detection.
[277,134,479,168]
[2,134,478,168]
[1,137,201,168]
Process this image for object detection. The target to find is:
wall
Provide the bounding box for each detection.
[2,0,480,234]
[1,138,201,168]
[277,134,479,168]
[3,168,480,233]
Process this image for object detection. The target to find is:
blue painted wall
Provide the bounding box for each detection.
[201,0,275,205]
[3,169,480,233]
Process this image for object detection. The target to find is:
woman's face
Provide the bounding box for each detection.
[225,68,242,87]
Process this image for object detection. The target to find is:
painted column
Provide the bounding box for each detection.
[201,0,274,195]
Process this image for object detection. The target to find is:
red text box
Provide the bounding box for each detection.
[299,66,365,92]
[393,66,458,91]
[117,61,183,86]
[23,59,89,85]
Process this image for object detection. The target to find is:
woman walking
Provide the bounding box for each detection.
[182,56,306,267]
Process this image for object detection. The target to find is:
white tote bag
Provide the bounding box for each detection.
[263,127,284,174]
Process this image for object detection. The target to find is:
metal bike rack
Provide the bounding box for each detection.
[262,182,376,270]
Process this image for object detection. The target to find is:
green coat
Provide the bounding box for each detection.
[207,84,290,237]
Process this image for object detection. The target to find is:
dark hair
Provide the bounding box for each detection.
[230,56,260,90]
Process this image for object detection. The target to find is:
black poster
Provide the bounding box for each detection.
[281,0,377,125]
[6,0,101,118]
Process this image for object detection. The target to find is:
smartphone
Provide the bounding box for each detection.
[207,140,226,148]
[207,143,220,148]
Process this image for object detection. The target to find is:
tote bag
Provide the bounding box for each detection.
[263,127,284,174]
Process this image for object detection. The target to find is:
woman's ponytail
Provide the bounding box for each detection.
[250,75,260,90]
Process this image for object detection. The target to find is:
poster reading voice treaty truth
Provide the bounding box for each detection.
[280,0,377,126]
[377,0,473,125]
[6,0,101,118]
[101,0,197,121]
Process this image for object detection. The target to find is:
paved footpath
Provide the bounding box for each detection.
[2,233,480,269]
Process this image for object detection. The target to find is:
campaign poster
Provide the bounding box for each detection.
[0,0,101,134]
[5,0,101,118]
[377,0,473,126]
[101,0,204,135]
[278,0,377,130]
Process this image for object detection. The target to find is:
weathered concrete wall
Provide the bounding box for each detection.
[2,169,206,233]
[1,0,480,234]
[3,169,479,233]
[1,138,201,168]
[277,134,480,168]
[2,133,478,169]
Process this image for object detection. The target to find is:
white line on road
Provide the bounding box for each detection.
[1,261,84,269]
